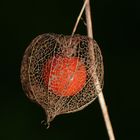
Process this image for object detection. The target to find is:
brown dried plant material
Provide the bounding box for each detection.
[20,33,104,126]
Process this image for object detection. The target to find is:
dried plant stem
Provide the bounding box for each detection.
[72,0,115,139]
[85,0,115,140]
[72,0,89,36]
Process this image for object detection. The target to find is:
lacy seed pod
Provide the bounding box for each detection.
[20,33,104,126]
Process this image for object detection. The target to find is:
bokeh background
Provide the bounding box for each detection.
[0,0,139,139]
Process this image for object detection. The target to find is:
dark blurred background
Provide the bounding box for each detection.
[0,0,140,139]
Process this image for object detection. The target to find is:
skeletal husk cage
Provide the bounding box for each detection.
[20,33,104,125]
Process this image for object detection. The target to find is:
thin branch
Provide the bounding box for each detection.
[71,0,89,36]
[85,0,93,38]
[85,0,115,140]
[71,0,115,139]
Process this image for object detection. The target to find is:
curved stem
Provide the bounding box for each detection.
[72,0,89,36]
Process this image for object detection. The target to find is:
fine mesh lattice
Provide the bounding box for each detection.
[20,33,104,124]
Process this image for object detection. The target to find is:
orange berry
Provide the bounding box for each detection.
[42,57,87,96]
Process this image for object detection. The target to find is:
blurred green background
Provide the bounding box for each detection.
[0,0,139,139]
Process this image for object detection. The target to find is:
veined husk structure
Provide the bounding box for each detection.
[20,33,104,126]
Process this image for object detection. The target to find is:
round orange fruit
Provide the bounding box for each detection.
[42,57,87,96]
